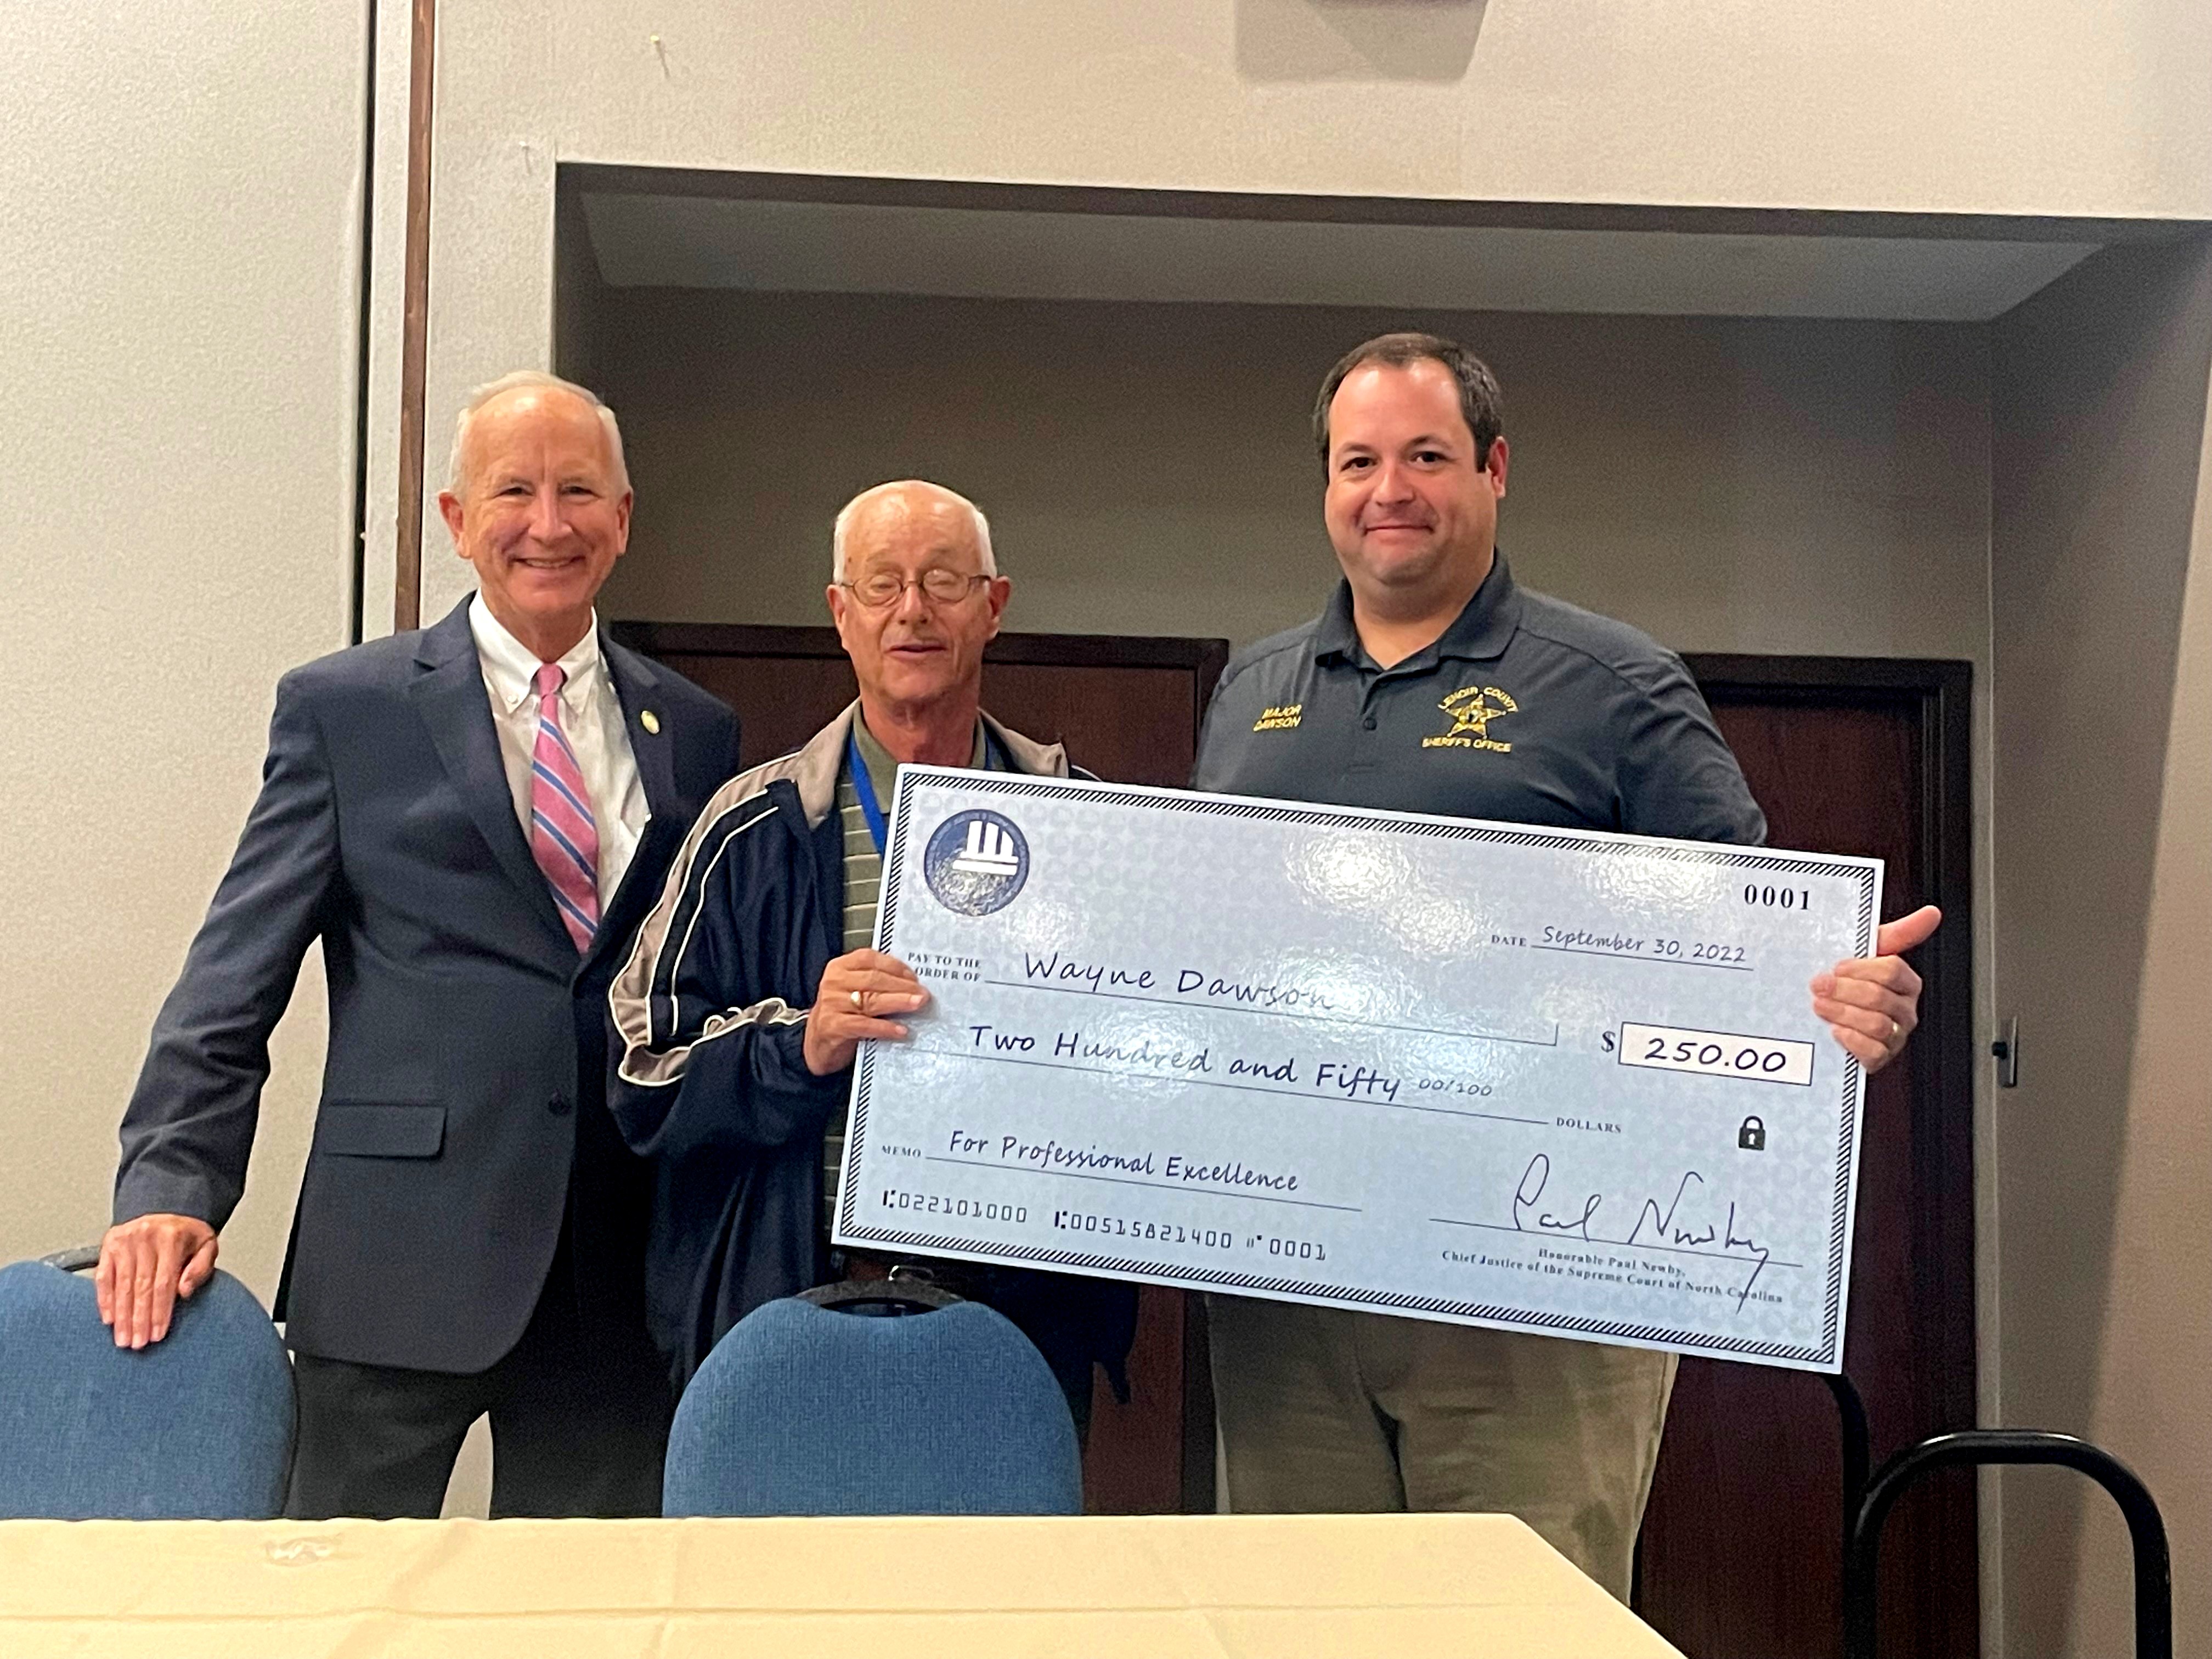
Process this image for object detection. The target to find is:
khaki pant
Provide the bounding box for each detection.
[1206,1296,1677,1600]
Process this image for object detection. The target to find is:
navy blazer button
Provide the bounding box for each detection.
[546,1095,572,1116]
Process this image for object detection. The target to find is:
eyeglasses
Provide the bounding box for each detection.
[837,569,991,609]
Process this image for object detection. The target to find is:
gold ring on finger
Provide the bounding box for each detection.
[851,989,864,1010]
[1889,1019,1900,1041]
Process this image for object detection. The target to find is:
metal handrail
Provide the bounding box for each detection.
[1845,1430,2170,1659]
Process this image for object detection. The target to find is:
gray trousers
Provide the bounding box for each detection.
[1207,1295,1676,1600]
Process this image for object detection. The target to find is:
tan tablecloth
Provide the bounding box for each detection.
[0,1512,1682,1658]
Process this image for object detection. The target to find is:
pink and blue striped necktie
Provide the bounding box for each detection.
[528,662,600,952]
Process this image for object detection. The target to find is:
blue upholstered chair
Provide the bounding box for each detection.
[0,1256,295,1519]
[663,1295,1082,1516]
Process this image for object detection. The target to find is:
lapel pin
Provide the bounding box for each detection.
[640,709,661,735]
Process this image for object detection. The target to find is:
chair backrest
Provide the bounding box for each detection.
[663,1296,1082,1517]
[1846,1430,2171,1659]
[0,1260,295,1519]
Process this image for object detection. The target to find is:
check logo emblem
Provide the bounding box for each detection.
[922,809,1031,915]
[952,819,1022,877]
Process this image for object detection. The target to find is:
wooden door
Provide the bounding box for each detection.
[612,621,1229,1514]
[1634,658,1978,1659]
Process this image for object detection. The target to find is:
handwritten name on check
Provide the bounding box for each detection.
[834,770,1882,1371]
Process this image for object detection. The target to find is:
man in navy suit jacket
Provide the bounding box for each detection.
[99,372,741,1517]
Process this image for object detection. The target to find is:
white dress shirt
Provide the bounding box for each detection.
[469,595,647,910]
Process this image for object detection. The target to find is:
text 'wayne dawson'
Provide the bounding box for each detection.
[1017,950,1343,1015]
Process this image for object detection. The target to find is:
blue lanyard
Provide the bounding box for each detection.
[849,725,1006,853]
[848,730,889,854]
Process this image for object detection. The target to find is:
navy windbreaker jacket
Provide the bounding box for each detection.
[607,703,1138,1390]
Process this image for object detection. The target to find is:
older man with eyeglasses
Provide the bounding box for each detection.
[608,480,1137,1426]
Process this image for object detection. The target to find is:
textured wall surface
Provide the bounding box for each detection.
[1990,240,2212,1659]
[0,5,364,1297]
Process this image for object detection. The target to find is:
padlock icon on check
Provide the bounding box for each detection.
[1737,1115,1767,1152]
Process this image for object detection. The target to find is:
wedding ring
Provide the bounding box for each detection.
[1888,1019,1900,1041]
[851,989,864,1010]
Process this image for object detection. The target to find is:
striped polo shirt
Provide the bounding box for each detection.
[823,717,990,1237]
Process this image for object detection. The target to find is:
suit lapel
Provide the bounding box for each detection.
[605,639,678,828]
[588,638,680,977]
[408,599,573,958]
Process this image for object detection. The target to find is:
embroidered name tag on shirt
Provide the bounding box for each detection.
[1252,703,1304,732]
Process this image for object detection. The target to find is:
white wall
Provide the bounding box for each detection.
[555,1,2212,217]
[1989,240,2212,1659]
[0,5,365,1299]
[369,0,2212,632]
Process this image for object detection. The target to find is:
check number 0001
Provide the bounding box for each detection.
[1612,1022,1816,1087]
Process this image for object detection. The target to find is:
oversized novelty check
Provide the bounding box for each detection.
[833,770,1882,1372]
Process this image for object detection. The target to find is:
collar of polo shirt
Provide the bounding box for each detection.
[1313,550,1526,673]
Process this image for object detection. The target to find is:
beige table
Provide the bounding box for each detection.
[0,1512,1683,1658]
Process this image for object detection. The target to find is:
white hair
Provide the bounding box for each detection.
[447,370,629,494]
[831,480,997,582]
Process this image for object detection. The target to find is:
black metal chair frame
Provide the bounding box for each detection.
[1825,1370,1872,1539]
[798,1277,961,1317]
[1844,1430,2171,1659]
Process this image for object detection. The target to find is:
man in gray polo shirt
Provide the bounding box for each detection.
[1193,332,1939,1596]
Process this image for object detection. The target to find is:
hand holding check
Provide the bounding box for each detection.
[804,948,931,1076]
[1811,904,1940,1073]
